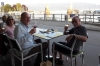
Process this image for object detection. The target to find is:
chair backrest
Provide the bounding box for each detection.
[71,38,77,50]
[6,34,22,51]
[0,34,9,56]
[70,38,85,55]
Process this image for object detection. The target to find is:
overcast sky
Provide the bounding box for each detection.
[0,0,100,5]
[0,0,100,11]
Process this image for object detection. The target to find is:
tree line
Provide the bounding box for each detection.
[0,3,28,12]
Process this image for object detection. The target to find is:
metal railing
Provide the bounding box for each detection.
[13,13,100,22]
[0,13,100,25]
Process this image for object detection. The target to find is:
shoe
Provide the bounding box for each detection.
[49,57,58,63]
[56,59,63,65]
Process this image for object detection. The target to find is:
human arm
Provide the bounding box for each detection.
[65,26,88,42]
[14,25,35,46]
[63,27,74,35]
[63,25,69,35]
[71,34,87,42]
[65,34,87,42]
[72,26,88,42]
[29,28,36,34]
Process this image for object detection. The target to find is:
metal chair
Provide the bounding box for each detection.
[53,38,84,66]
[0,33,15,66]
[98,54,100,66]
[6,35,43,66]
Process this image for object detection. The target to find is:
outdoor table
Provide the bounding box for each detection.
[33,28,63,59]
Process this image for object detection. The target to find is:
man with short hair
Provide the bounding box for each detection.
[54,16,88,65]
[14,12,48,66]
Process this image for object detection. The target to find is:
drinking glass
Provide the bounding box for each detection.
[65,24,69,30]
[33,21,37,28]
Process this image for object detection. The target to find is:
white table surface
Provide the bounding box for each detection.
[33,28,63,40]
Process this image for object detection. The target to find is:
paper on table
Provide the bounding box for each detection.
[54,32,63,37]
[34,34,46,38]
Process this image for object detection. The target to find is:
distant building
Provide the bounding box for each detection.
[93,10,100,14]
[45,5,50,17]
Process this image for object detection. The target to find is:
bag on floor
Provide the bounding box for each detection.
[40,60,52,66]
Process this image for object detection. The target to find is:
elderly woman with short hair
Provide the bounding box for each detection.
[5,16,15,38]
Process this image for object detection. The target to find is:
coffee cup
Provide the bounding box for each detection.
[64,25,69,31]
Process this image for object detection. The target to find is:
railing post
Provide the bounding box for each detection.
[44,14,46,21]
[93,14,94,23]
[61,14,62,22]
[85,14,86,23]
[30,14,31,19]
[65,15,67,21]
[52,14,55,21]
[78,14,80,21]
[33,13,34,19]
[90,14,91,23]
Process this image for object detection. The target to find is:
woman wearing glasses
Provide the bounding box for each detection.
[5,16,15,38]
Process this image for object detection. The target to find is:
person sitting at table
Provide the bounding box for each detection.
[53,16,88,65]
[2,15,7,26]
[14,12,48,66]
[5,16,15,38]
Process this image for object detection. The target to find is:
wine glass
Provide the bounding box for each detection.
[33,21,37,28]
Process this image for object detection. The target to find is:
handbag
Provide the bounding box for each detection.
[40,60,52,66]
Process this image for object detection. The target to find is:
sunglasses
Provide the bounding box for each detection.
[72,20,77,23]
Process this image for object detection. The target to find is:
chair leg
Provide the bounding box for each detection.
[82,54,84,66]
[11,55,15,66]
[11,51,14,66]
[75,57,76,66]
[21,60,23,66]
[13,58,15,66]
[53,52,55,66]
[99,54,100,64]
[40,44,43,62]
[53,43,55,66]
[41,52,43,62]
[71,58,73,66]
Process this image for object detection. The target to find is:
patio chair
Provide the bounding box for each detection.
[53,38,85,66]
[6,35,43,66]
[98,54,100,66]
[0,34,8,61]
[0,33,15,66]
